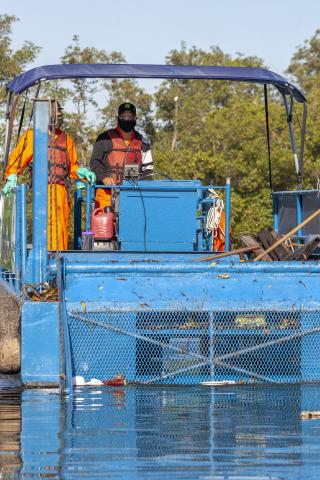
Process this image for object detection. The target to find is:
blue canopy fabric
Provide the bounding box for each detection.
[6,64,306,102]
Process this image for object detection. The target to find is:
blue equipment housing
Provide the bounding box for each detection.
[119,180,200,252]
[1,65,319,391]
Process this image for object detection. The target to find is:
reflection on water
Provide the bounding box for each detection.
[1,381,320,479]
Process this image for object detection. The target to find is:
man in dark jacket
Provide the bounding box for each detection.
[90,102,153,208]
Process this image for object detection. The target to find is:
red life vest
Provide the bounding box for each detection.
[107,128,142,184]
[47,130,70,187]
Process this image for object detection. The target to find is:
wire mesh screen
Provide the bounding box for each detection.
[68,308,320,385]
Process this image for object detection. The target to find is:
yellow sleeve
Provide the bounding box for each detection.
[66,135,79,179]
[5,130,34,178]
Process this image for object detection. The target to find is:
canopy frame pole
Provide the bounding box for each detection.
[283,94,301,184]
[3,93,18,172]
[264,84,273,192]
[299,101,307,181]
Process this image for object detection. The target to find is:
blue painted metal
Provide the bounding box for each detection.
[296,194,303,241]
[85,182,92,233]
[48,256,320,274]
[73,189,83,250]
[31,100,49,284]
[21,301,60,385]
[60,263,73,396]
[225,178,231,251]
[14,186,21,289]
[119,180,200,251]
[273,194,279,232]
[20,184,27,284]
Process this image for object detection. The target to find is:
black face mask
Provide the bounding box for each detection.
[118,117,136,132]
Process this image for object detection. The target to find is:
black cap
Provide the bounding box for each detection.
[118,102,136,116]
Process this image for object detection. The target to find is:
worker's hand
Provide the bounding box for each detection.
[77,167,96,184]
[102,177,114,186]
[2,174,17,197]
[75,180,85,190]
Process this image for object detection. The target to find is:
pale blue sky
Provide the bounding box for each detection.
[1,0,320,78]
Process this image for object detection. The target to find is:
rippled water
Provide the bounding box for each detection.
[1,380,320,479]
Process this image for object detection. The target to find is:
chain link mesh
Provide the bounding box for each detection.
[68,308,320,384]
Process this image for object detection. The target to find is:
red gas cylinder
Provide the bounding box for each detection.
[91,207,114,240]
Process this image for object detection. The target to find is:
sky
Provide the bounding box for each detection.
[1,0,320,79]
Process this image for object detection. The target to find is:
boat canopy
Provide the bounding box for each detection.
[6,63,306,103]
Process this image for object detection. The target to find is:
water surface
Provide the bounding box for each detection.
[1,380,320,479]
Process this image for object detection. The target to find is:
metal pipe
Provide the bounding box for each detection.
[272,194,279,232]
[283,94,300,181]
[60,264,73,397]
[85,182,92,232]
[224,178,231,251]
[48,260,320,275]
[299,101,307,180]
[93,184,228,191]
[21,184,27,283]
[295,194,303,242]
[14,187,21,289]
[32,100,49,284]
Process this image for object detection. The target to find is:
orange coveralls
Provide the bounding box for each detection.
[5,129,79,250]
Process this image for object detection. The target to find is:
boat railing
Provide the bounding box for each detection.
[0,185,27,290]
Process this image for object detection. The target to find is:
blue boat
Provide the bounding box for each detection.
[1,64,319,391]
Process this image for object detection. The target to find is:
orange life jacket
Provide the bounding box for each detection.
[47,130,70,187]
[107,128,142,184]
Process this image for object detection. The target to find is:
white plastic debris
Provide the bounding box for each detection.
[72,375,86,386]
[85,378,103,385]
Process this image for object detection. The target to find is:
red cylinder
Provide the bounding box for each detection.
[91,208,114,240]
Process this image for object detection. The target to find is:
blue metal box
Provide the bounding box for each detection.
[118,180,201,251]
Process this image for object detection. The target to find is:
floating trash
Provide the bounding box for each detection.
[301,411,320,419]
[103,373,127,386]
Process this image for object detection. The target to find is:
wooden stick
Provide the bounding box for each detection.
[254,208,320,261]
[193,245,260,262]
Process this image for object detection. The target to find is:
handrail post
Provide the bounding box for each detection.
[296,194,303,244]
[21,184,27,284]
[272,193,279,233]
[14,187,21,289]
[32,100,49,284]
[85,182,92,232]
[225,177,231,251]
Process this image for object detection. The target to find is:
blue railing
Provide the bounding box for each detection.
[0,185,27,289]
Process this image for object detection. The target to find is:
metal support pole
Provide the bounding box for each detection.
[32,100,49,284]
[225,177,231,251]
[272,194,279,233]
[283,95,300,182]
[14,187,21,289]
[21,184,27,284]
[73,190,83,250]
[296,194,303,243]
[85,183,92,232]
